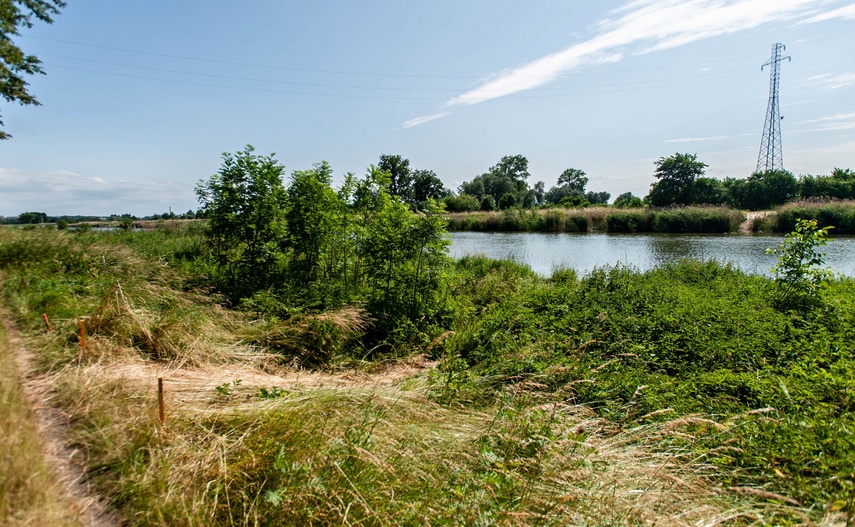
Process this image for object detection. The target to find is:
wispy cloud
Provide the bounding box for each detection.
[401,0,854,128]
[662,132,755,143]
[800,2,855,22]
[794,112,855,132]
[397,111,451,129]
[807,72,855,89]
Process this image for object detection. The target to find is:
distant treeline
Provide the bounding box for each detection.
[2,210,200,225]
[5,152,853,225]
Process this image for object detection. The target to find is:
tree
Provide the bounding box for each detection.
[646,153,708,206]
[545,168,589,205]
[1,0,65,139]
[498,192,517,210]
[17,211,46,223]
[458,155,531,204]
[378,154,414,203]
[557,168,588,194]
[585,191,610,206]
[613,192,644,208]
[286,161,341,286]
[479,195,495,211]
[412,169,446,205]
[726,170,797,210]
[195,145,287,299]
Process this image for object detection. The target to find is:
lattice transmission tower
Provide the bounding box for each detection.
[756,43,791,173]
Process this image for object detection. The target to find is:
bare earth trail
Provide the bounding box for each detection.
[741,210,773,233]
[2,314,122,527]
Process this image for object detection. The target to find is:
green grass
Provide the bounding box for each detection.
[2,225,853,525]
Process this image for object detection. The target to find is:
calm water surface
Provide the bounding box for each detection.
[449,232,855,277]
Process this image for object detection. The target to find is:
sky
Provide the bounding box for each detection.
[1,0,854,217]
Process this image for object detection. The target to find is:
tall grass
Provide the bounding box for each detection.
[766,199,855,234]
[0,323,81,526]
[446,206,743,234]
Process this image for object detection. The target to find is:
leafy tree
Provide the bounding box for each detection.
[459,154,531,204]
[498,192,517,210]
[479,195,495,211]
[443,194,480,212]
[286,161,342,287]
[613,192,644,208]
[584,191,611,206]
[726,170,797,210]
[17,211,46,223]
[557,168,588,194]
[195,145,287,299]
[646,153,708,206]
[412,169,446,206]
[545,168,589,205]
[378,154,413,203]
[799,167,855,200]
[1,0,65,139]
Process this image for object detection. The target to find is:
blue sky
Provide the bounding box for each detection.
[1,0,853,217]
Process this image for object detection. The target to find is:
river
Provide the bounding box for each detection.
[449,232,855,278]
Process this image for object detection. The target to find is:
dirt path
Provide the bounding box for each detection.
[741,210,773,233]
[2,316,122,527]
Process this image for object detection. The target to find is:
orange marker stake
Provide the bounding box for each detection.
[158,378,165,426]
[42,313,51,331]
[79,319,86,358]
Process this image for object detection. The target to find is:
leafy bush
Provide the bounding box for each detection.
[767,218,833,309]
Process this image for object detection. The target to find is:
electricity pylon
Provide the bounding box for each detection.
[756,43,791,173]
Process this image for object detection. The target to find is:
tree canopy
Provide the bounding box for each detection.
[646,153,722,206]
[1,0,65,139]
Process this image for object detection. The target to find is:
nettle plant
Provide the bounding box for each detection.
[767,218,834,309]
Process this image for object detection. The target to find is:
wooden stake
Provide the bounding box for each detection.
[42,313,51,331]
[158,377,165,426]
[79,319,86,358]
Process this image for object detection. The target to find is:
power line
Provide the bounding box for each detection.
[45,62,755,101]
[40,52,757,93]
[28,35,757,80]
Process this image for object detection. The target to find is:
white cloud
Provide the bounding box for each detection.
[401,0,855,128]
[807,72,855,89]
[801,2,855,22]
[662,132,755,143]
[793,112,855,132]
[397,111,451,130]
[0,167,193,216]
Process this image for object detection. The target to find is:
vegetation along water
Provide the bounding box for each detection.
[2,147,855,525]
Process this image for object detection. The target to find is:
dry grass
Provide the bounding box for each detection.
[40,352,831,526]
[0,323,82,527]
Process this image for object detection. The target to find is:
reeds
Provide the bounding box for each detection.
[445,206,743,234]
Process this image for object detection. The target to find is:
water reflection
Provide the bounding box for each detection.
[449,232,855,278]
